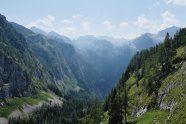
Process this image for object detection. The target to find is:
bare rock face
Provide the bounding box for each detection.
[132,106,147,117]
[0,117,8,124]
[160,101,177,111]
[158,81,177,111]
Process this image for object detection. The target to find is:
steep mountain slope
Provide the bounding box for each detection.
[45,27,179,99]
[10,20,180,100]
[48,31,72,43]
[0,14,53,98]
[130,26,180,51]
[130,33,159,51]
[0,14,92,123]
[72,35,135,98]
[103,28,186,124]
[70,28,179,98]
[11,22,88,95]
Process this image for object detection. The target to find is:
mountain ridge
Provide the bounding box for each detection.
[27,25,180,98]
[102,27,186,124]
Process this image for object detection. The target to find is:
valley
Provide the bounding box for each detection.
[0,3,185,123]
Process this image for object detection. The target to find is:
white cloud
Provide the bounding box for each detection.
[102,20,115,29]
[27,15,77,37]
[27,15,55,32]
[80,21,96,35]
[72,15,86,20]
[59,27,77,35]
[26,11,178,39]
[61,20,73,24]
[165,0,186,6]
[134,11,178,33]
[80,21,91,31]
[27,15,96,38]
[27,22,37,28]
[134,15,157,32]
[160,11,177,29]
[102,21,111,26]
[119,22,129,27]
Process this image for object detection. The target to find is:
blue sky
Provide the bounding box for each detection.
[0,0,186,39]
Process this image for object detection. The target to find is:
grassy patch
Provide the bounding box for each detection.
[0,106,16,118]
[168,99,186,124]
[0,92,52,117]
[131,110,168,124]
[100,112,109,124]
[176,47,186,59]
[160,62,186,103]
[128,77,151,113]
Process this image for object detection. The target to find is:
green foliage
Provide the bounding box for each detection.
[79,97,103,124]
[0,105,15,118]
[168,99,186,124]
[133,110,168,124]
[104,28,186,123]
[0,15,53,97]
[100,112,109,124]
[0,92,52,117]
[0,15,94,123]
[9,91,91,124]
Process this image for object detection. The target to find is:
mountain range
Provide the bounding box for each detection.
[102,27,186,124]
[29,25,180,98]
[0,13,182,123]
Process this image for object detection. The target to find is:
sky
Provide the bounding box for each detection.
[0,0,186,39]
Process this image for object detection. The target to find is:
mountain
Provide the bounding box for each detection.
[9,19,181,100]
[44,27,180,99]
[10,22,35,37]
[102,28,186,124]
[11,22,88,94]
[0,13,184,123]
[70,27,179,98]
[130,33,159,51]
[30,29,72,44]
[0,14,91,123]
[158,26,180,37]
[30,26,47,35]
[130,26,180,51]
[0,14,55,98]
[98,36,128,46]
[48,31,71,43]
[71,35,135,98]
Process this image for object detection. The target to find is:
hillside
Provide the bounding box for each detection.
[103,28,186,124]
[0,14,92,124]
[0,14,65,123]
[70,26,179,98]
[13,25,178,99]
[72,35,135,98]
[12,22,88,94]
[0,14,53,98]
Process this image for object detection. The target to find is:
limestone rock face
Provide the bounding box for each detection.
[132,106,147,117]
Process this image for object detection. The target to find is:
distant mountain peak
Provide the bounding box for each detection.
[48,31,61,37]
[48,31,71,42]
[30,26,47,35]
[158,26,180,37]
